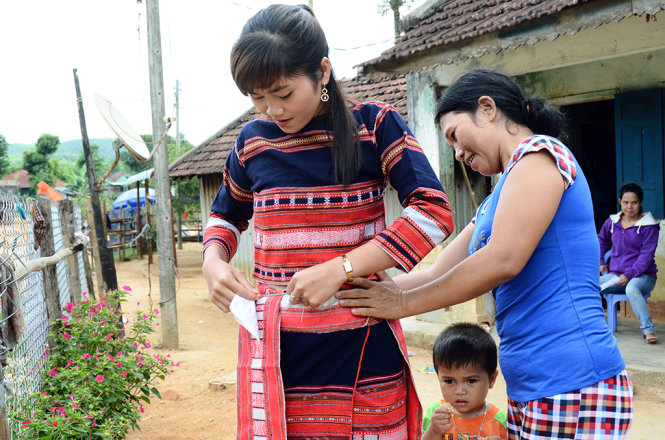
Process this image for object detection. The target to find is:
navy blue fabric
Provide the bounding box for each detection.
[280,320,403,389]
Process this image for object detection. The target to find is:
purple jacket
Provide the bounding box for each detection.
[598,211,659,280]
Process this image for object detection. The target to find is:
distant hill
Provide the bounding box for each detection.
[8,138,116,166]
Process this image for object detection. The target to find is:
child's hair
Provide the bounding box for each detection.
[230,4,360,185]
[435,68,566,140]
[432,322,498,377]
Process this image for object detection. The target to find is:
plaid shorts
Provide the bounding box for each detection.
[507,370,633,439]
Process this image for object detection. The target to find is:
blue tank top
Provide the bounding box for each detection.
[469,135,625,402]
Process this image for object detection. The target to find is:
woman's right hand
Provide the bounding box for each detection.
[202,246,259,313]
[600,264,607,275]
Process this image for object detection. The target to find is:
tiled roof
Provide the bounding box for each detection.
[169,108,258,178]
[169,76,407,178]
[109,171,129,183]
[361,0,589,67]
[1,169,30,188]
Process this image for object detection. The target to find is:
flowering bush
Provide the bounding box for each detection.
[10,288,175,439]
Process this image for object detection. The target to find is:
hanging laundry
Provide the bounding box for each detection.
[32,202,48,251]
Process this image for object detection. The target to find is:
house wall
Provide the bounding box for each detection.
[401,7,665,323]
[199,173,256,280]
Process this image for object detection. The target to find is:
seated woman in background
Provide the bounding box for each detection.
[599,182,659,344]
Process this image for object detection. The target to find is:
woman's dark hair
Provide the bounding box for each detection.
[230,4,360,185]
[432,322,497,377]
[619,182,644,212]
[619,182,643,201]
[435,68,566,139]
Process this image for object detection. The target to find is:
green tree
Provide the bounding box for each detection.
[23,133,61,186]
[378,0,413,38]
[75,143,108,177]
[0,134,9,178]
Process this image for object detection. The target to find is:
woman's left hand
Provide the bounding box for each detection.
[286,258,347,309]
[616,274,629,286]
[336,271,409,320]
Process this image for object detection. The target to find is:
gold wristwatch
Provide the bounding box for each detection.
[340,254,353,282]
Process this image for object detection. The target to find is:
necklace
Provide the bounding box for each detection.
[450,402,488,440]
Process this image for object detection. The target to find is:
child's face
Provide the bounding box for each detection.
[437,362,498,418]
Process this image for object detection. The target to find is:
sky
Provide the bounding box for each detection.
[0,0,423,149]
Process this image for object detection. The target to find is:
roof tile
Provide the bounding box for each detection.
[362,0,588,67]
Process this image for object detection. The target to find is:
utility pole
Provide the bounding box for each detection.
[72,68,118,293]
[174,80,183,250]
[145,0,179,349]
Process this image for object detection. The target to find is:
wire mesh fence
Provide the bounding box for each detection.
[0,190,90,438]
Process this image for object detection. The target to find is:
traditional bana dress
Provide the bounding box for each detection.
[204,101,454,439]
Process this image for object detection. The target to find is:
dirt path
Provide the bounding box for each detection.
[121,242,664,439]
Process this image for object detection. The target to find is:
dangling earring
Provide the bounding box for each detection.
[320,86,329,102]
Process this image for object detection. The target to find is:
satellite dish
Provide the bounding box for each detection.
[94,93,151,161]
[92,93,175,189]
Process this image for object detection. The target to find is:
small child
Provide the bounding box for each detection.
[422,322,507,440]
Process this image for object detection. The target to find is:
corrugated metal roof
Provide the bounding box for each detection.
[169,76,408,179]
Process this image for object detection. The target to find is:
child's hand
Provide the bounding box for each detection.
[428,405,453,435]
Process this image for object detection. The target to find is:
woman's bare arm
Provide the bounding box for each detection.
[339,151,566,319]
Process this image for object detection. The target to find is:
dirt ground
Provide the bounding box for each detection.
[120,242,665,440]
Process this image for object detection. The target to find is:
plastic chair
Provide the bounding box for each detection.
[601,284,651,332]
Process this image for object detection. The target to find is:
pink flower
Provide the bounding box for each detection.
[21,420,30,427]
[122,285,132,292]
[82,353,90,359]
[69,394,74,399]
[95,375,104,383]
[67,360,74,366]
[144,342,152,349]
[66,302,73,314]
[137,301,140,306]
[49,369,58,377]
[85,413,93,419]
[52,421,58,427]
[106,333,114,340]
[71,403,80,410]
[154,309,159,315]
[122,371,127,378]
[91,420,98,427]
[62,332,71,340]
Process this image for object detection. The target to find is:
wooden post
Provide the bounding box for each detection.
[136,181,143,259]
[170,194,178,268]
[146,0,179,348]
[73,68,118,293]
[0,406,11,440]
[145,179,154,264]
[82,239,96,300]
[57,199,82,304]
[86,196,104,294]
[37,196,61,348]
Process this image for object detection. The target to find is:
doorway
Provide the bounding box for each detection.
[561,99,616,231]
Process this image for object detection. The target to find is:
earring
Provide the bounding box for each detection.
[320,86,329,102]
